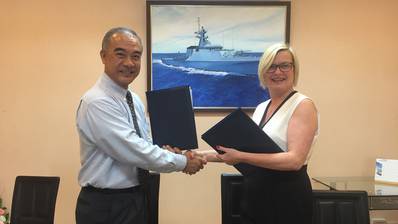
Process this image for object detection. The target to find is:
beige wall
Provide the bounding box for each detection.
[1,0,398,223]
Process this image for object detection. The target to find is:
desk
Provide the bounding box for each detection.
[312,176,398,210]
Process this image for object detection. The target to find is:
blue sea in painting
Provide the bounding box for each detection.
[151,53,269,108]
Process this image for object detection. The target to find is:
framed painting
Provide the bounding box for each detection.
[146,1,290,110]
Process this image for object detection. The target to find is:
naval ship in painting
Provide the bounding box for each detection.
[151,18,267,108]
[160,18,261,75]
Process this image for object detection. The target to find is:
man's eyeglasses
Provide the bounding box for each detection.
[267,62,294,73]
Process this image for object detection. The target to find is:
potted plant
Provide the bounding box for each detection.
[0,198,10,224]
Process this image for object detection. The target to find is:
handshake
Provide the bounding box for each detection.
[163,145,208,175]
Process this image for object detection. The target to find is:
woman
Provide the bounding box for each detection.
[215,43,319,224]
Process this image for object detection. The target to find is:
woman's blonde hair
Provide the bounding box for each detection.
[257,43,299,89]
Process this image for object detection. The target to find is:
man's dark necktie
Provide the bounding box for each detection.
[126,91,150,182]
[126,91,151,224]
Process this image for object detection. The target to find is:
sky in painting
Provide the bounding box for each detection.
[150,5,287,53]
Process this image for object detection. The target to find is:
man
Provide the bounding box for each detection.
[75,27,205,224]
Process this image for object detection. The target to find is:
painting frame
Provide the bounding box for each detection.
[146,1,291,111]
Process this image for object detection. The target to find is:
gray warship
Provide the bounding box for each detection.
[161,18,261,75]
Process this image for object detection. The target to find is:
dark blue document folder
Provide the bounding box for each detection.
[146,86,198,150]
[201,109,282,175]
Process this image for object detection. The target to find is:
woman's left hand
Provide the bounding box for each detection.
[216,146,242,165]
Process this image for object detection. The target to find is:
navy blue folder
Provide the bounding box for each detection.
[201,109,282,175]
[146,86,198,150]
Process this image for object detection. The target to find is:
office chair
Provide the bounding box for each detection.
[221,173,244,224]
[10,176,60,224]
[313,190,370,224]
